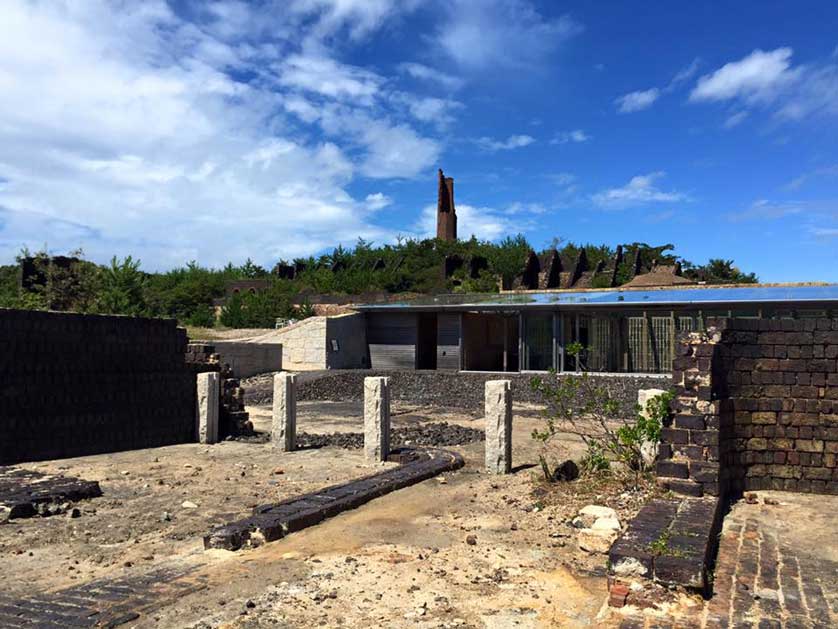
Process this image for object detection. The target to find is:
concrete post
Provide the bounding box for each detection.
[196,372,220,444]
[272,372,297,452]
[364,377,390,464]
[485,380,512,474]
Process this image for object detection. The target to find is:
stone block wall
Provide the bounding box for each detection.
[271,317,328,370]
[0,309,195,464]
[659,318,838,497]
[211,341,283,378]
[270,313,369,371]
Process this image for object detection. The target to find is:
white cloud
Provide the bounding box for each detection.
[277,54,383,103]
[670,58,701,87]
[0,0,440,268]
[432,0,582,71]
[689,47,838,123]
[615,88,660,113]
[785,164,838,191]
[546,172,577,186]
[551,129,590,144]
[475,134,536,152]
[365,192,392,210]
[397,62,464,90]
[727,199,805,221]
[690,48,798,104]
[614,59,699,114]
[389,92,463,128]
[723,111,749,128]
[592,172,687,209]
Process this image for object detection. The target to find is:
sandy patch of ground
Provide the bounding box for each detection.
[1,403,654,628]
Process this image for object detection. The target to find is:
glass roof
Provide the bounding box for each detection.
[357,284,838,310]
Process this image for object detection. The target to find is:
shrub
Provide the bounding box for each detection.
[530,371,673,483]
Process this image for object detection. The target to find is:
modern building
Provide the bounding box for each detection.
[356,284,838,375]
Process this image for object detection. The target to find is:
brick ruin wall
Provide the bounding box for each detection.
[186,343,252,438]
[658,318,838,497]
[0,309,195,465]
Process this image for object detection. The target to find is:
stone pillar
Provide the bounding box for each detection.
[364,377,390,464]
[272,372,297,452]
[196,372,220,444]
[485,380,512,474]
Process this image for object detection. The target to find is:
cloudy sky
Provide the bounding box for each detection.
[1,1,837,280]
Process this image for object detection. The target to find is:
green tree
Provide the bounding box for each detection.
[98,256,147,316]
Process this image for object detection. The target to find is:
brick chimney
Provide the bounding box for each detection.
[436,169,457,241]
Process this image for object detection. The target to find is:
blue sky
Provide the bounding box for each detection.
[1,1,837,281]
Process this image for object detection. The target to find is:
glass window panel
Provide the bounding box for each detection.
[524,314,553,370]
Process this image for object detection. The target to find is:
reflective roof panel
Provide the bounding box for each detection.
[356,284,838,310]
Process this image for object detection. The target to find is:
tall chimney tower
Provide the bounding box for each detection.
[436,169,457,241]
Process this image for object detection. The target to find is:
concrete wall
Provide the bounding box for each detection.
[326,313,369,369]
[0,309,195,465]
[211,341,283,378]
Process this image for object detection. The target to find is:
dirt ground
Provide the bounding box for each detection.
[0,401,655,628]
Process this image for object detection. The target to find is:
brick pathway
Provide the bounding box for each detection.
[0,565,207,628]
[618,493,838,628]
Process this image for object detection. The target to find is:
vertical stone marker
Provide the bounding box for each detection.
[272,372,297,452]
[196,372,220,444]
[364,377,391,464]
[485,380,512,474]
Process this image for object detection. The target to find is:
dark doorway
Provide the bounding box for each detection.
[416,313,438,369]
[462,313,519,372]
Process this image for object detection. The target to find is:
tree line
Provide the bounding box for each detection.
[0,238,757,328]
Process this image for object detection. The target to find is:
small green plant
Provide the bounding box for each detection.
[580,442,610,473]
[530,374,674,485]
[649,530,671,555]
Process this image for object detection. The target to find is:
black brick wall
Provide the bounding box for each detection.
[0,309,195,464]
[660,318,838,497]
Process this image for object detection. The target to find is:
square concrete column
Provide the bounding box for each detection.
[485,380,512,474]
[196,372,220,444]
[364,376,391,464]
[272,372,297,452]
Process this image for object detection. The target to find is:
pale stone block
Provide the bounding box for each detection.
[272,372,296,451]
[485,380,512,474]
[196,372,220,444]
[577,528,618,554]
[637,388,667,418]
[364,377,390,464]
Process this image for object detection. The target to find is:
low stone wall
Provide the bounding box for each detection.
[0,309,194,464]
[294,369,670,415]
[212,341,283,378]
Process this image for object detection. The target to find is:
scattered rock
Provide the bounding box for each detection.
[465,535,477,546]
[577,528,618,554]
[161,511,172,521]
[591,516,621,532]
[579,505,618,520]
[182,501,198,509]
[551,460,579,482]
[245,600,256,609]
[68,507,81,519]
